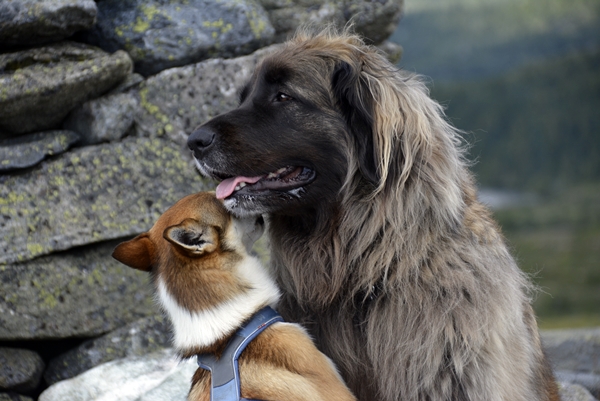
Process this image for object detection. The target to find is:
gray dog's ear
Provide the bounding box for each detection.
[163,218,218,256]
[332,61,380,186]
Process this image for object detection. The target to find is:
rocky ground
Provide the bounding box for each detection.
[0,1,597,400]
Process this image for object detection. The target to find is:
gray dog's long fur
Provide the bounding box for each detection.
[266,29,559,401]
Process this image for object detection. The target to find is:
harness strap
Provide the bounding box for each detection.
[197,306,283,401]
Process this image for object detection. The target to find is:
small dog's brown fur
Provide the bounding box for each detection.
[112,192,357,401]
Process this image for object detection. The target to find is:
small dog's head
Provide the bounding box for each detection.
[112,192,264,273]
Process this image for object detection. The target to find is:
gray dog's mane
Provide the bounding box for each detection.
[267,29,557,401]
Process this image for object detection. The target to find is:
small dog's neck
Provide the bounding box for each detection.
[157,255,280,356]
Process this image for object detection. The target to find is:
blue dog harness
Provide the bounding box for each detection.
[197,306,284,401]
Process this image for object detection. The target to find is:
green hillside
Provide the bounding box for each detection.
[390,0,600,190]
[392,0,600,81]
[431,49,600,190]
[432,54,600,327]
[494,184,600,328]
[391,0,600,328]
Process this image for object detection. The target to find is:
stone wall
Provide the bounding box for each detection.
[0,0,403,399]
[3,1,597,401]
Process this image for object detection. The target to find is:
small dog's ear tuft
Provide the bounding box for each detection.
[112,234,154,271]
[164,218,218,256]
[332,61,380,186]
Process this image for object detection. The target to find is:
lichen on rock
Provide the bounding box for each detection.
[0,130,80,172]
[0,0,97,48]
[62,92,139,146]
[257,0,404,44]
[0,42,133,136]
[134,45,279,146]
[81,0,275,76]
[0,136,211,265]
[0,241,157,340]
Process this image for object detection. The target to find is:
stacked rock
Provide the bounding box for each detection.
[0,0,403,399]
[2,2,599,401]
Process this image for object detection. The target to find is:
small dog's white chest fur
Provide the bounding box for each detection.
[157,255,280,351]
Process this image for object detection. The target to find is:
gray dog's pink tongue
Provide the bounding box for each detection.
[216,175,263,199]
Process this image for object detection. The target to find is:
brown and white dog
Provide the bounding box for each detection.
[112,192,356,401]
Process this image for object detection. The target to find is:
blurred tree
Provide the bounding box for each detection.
[431,51,600,190]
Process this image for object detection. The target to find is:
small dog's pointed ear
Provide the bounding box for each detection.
[164,218,218,256]
[332,61,380,186]
[112,234,154,271]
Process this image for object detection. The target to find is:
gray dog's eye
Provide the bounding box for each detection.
[274,92,293,102]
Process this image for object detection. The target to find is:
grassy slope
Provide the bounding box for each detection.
[431,50,600,190]
[391,0,600,189]
[392,0,600,81]
[391,0,600,328]
[494,184,600,329]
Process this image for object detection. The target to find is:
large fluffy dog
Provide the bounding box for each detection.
[187,29,559,401]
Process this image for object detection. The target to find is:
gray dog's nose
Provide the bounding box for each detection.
[187,126,215,152]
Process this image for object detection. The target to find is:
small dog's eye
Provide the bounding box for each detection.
[274,92,292,102]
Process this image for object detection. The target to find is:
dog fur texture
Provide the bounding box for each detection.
[112,192,357,401]
[187,29,559,401]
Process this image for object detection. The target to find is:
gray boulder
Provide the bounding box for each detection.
[0,42,132,137]
[0,0,97,48]
[261,0,344,42]
[135,45,278,146]
[39,349,196,401]
[0,347,44,394]
[559,382,599,401]
[346,0,405,44]
[0,394,33,401]
[0,240,156,340]
[81,0,275,77]
[62,92,139,146]
[542,328,600,374]
[557,371,600,399]
[106,73,145,95]
[543,327,600,397]
[0,136,210,265]
[45,314,171,385]
[0,130,79,173]
[133,38,403,148]
[378,40,404,64]
[259,0,404,44]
